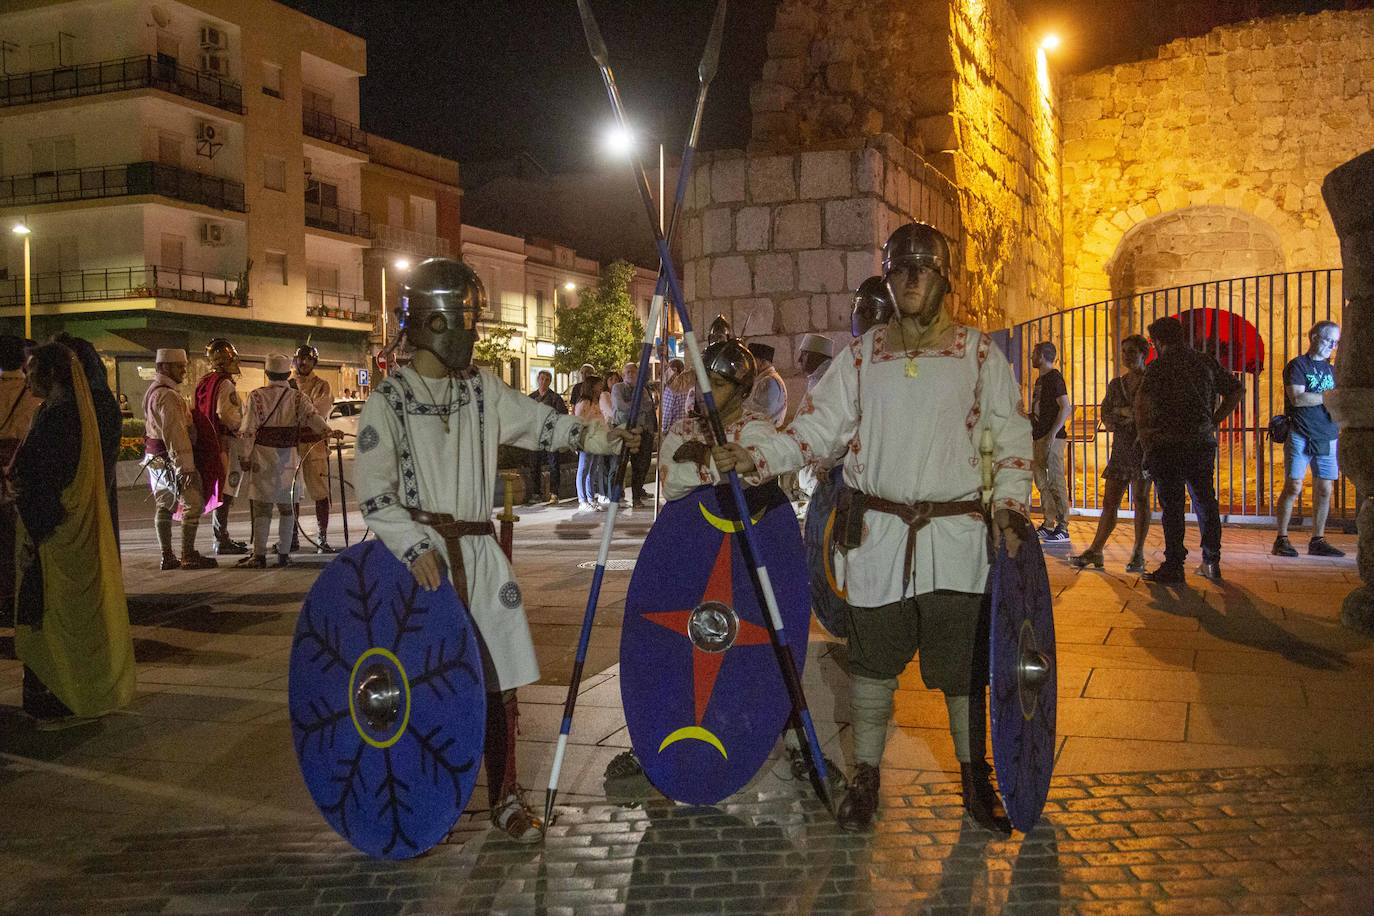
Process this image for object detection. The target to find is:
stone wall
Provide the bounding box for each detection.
[1062,8,1374,307]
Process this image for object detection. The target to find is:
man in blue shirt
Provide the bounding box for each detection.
[1274,321,1344,558]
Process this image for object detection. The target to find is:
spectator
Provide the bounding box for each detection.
[1030,342,1073,543]
[797,334,836,392]
[660,358,691,432]
[117,392,133,419]
[573,376,605,512]
[569,363,595,407]
[611,362,658,508]
[1274,321,1344,558]
[596,370,623,503]
[1135,316,1244,583]
[527,369,568,505]
[744,342,787,426]
[1070,335,1154,572]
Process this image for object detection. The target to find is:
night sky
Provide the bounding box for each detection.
[282,0,1374,175]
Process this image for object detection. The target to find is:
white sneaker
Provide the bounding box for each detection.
[578,501,595,513]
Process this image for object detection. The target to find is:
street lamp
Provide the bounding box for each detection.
[1040,33,1062,52]
[12,223,31,339]
[380,257,411,369]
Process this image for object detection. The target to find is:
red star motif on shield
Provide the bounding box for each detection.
[643,534,773,725]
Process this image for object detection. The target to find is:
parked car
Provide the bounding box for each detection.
[328,398,366,445]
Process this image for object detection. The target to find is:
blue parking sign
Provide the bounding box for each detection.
[358,368,370,387]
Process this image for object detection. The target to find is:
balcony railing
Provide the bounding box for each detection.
[0,265,248,308]
[534,316,555,339]
[481,305,527,327]
[307,288,371,321]
[374,223,451,259]
[0,161,246,212]
[0,55,244,114]
[302,107,369,153]
[305,200,373,239]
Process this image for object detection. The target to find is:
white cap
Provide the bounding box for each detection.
[266,353,291,374]
[798,333,835,359]
[155,348,187,364]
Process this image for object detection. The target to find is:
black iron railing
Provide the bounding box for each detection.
[0,265,247,308]
[994,268,1349,523]
[0,161,246,212]
[307,288,371,320]
[535,316,555,339]
[0,55,244,113]
[305,201,372,238]
[481,305,527,327]
[302,107,369,153]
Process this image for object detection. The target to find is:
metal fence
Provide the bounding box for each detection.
[0,265,247,308]
[306,288,371,321]
[0,161,246,212]
[305,201,372,238]
[993,269,1349,524]
[0,54,244,113]
[302,107,370,153]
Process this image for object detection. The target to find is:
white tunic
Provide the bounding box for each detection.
[747,325,1033,606]
[238,380,330,503]
[143,373,195,501]
[660,410,778,501]
[356,366,618,690]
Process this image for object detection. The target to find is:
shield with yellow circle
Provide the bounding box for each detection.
[289,540,485,858]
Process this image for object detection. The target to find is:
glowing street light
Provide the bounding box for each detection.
[563,281,576,291]
[1040,33,1062,52]
[603,125,635,158]
[380,257,413,358]
[12,222,32,338]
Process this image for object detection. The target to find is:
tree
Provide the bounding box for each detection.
[473,325,519,370]
[553,260,644,375]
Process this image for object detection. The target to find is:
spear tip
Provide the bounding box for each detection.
[576,0,611,67]
[698,0,728,85]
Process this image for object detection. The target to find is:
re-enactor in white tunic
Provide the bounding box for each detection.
[744,324,1033,606]
[660,410,780,501]
[356,365,620,691]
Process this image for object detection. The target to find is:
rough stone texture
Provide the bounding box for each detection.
[1062,9,1374,307]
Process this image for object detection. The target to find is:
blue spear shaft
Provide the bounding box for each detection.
[572,0,835,814]
[544,0,729,828]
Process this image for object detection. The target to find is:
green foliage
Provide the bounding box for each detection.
[473,325,520,369]
[553,260,644,375]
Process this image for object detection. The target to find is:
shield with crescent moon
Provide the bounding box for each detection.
[621,481,811,806]
[988,532,1057,834]
[289,541,486,858]
[803,465,847,637]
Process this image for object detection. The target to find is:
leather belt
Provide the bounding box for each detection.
[864,496,987,587]
[407,508,496,605]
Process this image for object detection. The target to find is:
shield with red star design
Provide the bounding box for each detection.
[621,481,811,806]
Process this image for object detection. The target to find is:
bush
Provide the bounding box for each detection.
[119,419,146,462]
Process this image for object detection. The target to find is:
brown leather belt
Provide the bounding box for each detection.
[407,508,496,604]
[864,496,987,587]
[299,432,325,445]
[255,425,300,449]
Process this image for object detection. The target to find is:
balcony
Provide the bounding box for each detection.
[307,288,372,324]
[0,55,244,114]
[305,201,373,239]
[0,265,248,308]
[374,223,451,259]
[0,162,246,212]
[302,107,369,153]
[534,316,555,339]
[481,304,527,327]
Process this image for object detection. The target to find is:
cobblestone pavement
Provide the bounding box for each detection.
[1,497,1372,912]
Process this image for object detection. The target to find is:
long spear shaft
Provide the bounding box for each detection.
[544,0,729,828]
[573,0,834,813]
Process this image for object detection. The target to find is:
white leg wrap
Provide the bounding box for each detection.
[276,509,294,556]
[851,675,897,766]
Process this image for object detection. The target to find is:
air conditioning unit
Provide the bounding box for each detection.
[303,156,312,178]
[199,52,229,75]
[196,122,217,143]
[199,222,226,246]
[199,26,227,51]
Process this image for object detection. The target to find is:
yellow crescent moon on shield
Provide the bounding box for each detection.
[698,502,767,534]
[658,725,729,759]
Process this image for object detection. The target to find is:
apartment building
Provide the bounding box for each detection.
[0,0,373,408]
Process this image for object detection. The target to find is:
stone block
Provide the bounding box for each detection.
[749,156,797,203]
[751,111,800,148]
[736,206,771,251]
[751,81,794,114]
[702,208,733,255]
[711,158,747,203]
[773,202,822,249]
[753,253,795,294]
[798,249,846,293]
[752,335,792,374]
[778,297,812,334]
[855,147,883,195]
[827,293,854,330]
[825,198,882,247]
[846,250,881,289]
[767,28,809,59]
[809,294,832,331]
[799,150,852,199]
[694,259,712,299]
[711,256,751,298]
[913,114,957,154]
[734,298,775,337]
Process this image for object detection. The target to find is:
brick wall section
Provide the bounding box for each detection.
[1062,8,1374,308]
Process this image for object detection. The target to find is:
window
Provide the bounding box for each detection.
[160,234,185,270]
[263,155,286,191]
[156,30,178,63]
[387,195,404,228]
[305,178,338,208]
[266,250,287,284]
[262,61,283,98]
[58,32,75,67]
[35,236,78,274]
[409,196,436,236]
[303,85,332,115]
[29,42,54,71]
[157,132,182,168]
[29,136,75,174]
[307,262,339,291]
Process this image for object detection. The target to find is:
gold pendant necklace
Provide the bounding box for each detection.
[905,357,919,379]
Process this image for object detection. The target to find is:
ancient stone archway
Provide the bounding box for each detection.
[1107,206,1286,299]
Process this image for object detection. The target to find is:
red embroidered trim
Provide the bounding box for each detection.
[869,325,969,363]
[996,456,1032,471]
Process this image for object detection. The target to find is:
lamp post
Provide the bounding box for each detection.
[380,257,410,359]
[12,223,31,339]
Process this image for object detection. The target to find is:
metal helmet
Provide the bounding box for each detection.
[881,222,952,316]
[294,343,318,363]
[400,257,486,372]
[701,337,756,398]
[706,313,732,345]
[851,276,895,337]
[206,337,240,374]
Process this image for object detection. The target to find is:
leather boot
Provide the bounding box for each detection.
[836,762,880,832]
[484,692,543,843]
[960,760,1012,835]
[160,551,179,571]
[179,551,218,570]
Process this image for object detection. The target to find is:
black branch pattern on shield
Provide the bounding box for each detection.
[341,543,382,646]
[377,747,418,856]
[297,598,351,676]
[321,743,367,843]
[408,722,477,804]
[390,579,430,655]
[410,630,480,700]
[292,696,350,755]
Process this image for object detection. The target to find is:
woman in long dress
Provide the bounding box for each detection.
[1070,335,1154,572]
[12,342,133,728]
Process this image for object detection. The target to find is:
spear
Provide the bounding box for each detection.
[572,0,835,814]
[544,0,730,828]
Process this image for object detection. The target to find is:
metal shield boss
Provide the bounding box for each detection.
[621,483,810,806]
[803,465,847,637]
[289,541,486,859]
[988,533,1057,834]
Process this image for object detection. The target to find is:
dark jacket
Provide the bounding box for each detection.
[1134,346,1243,452]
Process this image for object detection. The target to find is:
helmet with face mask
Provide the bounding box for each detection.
[700,337,756,398]
[400,258,486,372]
[851,276,895,337]
[205,338,240,374]
[881,222,952,317]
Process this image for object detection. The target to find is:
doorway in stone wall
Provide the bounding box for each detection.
[1108,206,1286,302]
